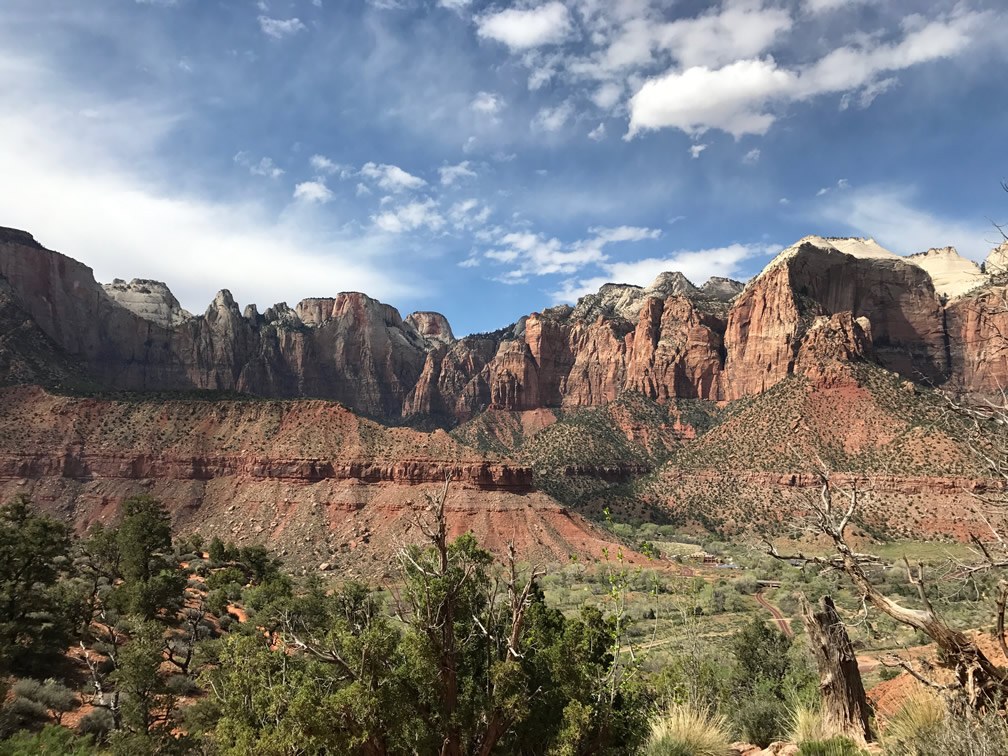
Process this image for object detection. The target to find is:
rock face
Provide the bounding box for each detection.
[103,278,193,327]
[405,311,455,348]
[906,247,987,300]
[5,226,1008,421]
[724,238,947,399]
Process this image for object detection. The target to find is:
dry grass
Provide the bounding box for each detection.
[790,700,829,744]
[643,704,732,756]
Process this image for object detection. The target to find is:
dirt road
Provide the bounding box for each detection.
[755,590,793,637]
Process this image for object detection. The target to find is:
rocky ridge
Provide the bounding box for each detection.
[2,226,1008,424]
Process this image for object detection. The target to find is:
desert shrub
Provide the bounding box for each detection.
[0,724,98,755]
[797,736,867,756]
[643,704,732,756]
[11,678,76,723]
[790,701,828,743]
[77,708,115,741]
[734,575,759,594]
[206,565,246,592]
[883,695,1008,756]
[166,674,200,697]
[733,695,788,747]
[878,665,901,682]
[882,691,945,754]
[3,696,48,730]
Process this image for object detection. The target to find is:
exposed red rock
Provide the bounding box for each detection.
[3,226,1008,427]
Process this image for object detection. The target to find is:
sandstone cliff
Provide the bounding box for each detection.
[4,226,1008,423]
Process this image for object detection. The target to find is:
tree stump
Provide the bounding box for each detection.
[799,593,873,745]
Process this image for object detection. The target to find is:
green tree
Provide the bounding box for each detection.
[0,494,72,674]
[113,496,184,618]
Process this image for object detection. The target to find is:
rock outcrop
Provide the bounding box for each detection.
[103,278,193,327]
[907,247,987,300]
[5,226,1008,421]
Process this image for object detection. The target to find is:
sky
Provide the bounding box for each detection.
[0,0,1006,336]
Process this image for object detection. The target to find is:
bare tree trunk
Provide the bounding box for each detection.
[800,594,872,745]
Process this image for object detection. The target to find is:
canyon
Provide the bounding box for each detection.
[2,225,1007,566]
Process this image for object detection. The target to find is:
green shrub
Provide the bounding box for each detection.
[643,704,732,756]
[733,696,788,747]
[77,708,114,741]
[0,724,98,755]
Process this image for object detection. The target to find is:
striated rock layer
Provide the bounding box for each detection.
[0,385,631,571]
[3,226,1008,423]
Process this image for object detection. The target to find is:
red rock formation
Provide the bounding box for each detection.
[945,285,1008,393]
[7,226,1008,421]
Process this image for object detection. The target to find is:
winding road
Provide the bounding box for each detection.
[755,590,793,638]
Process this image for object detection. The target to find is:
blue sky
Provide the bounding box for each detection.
[1,0,1006,335]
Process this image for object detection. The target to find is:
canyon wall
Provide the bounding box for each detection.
[3,227,1007,423]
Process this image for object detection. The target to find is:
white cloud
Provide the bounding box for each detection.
[654,2,792,69]
[689,143,707,159]
[552,242,775,302]
[533,100,574,132]
[587,122,606,141]
[627,10,989,138]
[591,81,623,109]
[817,184,997,262]
[471,91,503,114]
[293,180,333,203]
[743,148,761,164]
[449,199,491,230]
[483,225,661,279]
[476,2,573,50]
[779,197,790,205]
[0,53,413,314]
[628,58,795,138]
[438,0,471,11]
[257,16,307,39]
[803,0,871,14]
[373,199,445,233]
[234,152,285,179]
[440,161,477,185]
[839,76,898,111]
[355,183,372,197]
[309,154,351,177]
[458,252,481,268]
[360,162,426,191]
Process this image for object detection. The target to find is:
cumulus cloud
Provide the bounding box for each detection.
[439,161,476,185]
[448,198,491,229]
[471,91,503,114]
[293,180,333,203]
[743,148,761,164]
[257,16,307,39]
[552,242,776,302]
[0,53,414,314]
[689,143,707,159]
[533,100,574,132]
[627,10,988,138]
[360,162,426,191]
[476,2,573,50]
[309,154,351,177]
[483,225,661,280]
[587,122,606,141]
[234,152,285,178]
[373,199,445,233]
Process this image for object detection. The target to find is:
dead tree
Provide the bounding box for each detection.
[799,593,873,744]
[767,471,1008,712]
